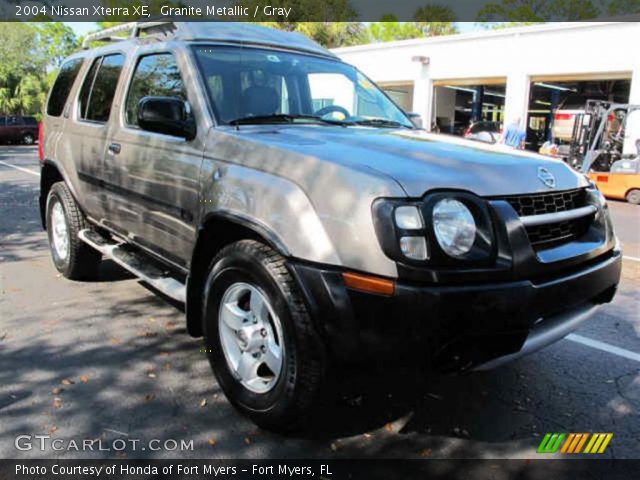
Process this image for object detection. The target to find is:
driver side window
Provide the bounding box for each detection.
[125,53,187,127]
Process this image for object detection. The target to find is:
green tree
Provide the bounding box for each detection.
[368,5,458,43]
[477,0,599,21]
[242,0,367,47]
[412,4,458,36]
[245,0,357,22]
[0,22,76,116]
[367,20,423,42]
[35,23,79,68]
[607,0,640,14]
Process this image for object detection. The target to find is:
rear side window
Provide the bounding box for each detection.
[125,53,186,126]
[23,117,38,126]
[78,54,125,123]
[47,58,84,117]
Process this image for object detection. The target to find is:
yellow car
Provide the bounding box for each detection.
[589,170,640,204]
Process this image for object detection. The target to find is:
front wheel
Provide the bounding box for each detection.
[23,133,35,145]
[626,189,640,205]
[202,240,326,431]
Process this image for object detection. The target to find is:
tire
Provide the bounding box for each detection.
[22,133,35,145]
[626,189,640,205]
[202,240,326,431]
[45,182,101,280]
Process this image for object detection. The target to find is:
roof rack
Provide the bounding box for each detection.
[79,22,335,58]
[82,21,176,49]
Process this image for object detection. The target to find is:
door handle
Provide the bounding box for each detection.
[108,143,121,154]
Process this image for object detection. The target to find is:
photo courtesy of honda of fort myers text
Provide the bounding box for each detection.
[1,0,640,479]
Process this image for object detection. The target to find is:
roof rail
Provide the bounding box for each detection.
[82,21,176,49]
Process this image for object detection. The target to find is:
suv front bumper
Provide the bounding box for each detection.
[291,248,621,371]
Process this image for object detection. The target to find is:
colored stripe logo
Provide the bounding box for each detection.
[536,433,613,454]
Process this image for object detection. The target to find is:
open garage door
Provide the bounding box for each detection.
[432,78,506,139]
[527,74,632,153]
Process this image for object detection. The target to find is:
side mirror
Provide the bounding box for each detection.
[137,96,196,140]
[406,112,423,129]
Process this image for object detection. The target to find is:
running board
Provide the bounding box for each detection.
[78,229,186,303]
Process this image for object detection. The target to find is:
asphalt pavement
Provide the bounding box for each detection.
[1,146,638,461]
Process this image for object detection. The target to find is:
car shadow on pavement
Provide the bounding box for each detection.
[2,260,636,460]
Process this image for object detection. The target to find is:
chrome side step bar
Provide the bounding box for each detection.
[78,229,186,303]
[520,205,597,227]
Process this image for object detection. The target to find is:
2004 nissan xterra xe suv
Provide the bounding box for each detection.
[40,22,621,430]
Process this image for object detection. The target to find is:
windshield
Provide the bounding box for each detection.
[192,46,413,128]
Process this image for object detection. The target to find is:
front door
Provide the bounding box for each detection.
[103,50,203,266]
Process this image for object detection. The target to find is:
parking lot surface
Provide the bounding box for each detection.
[1,146,638,460]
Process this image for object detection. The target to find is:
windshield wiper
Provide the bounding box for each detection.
[351,118,411,129]
[228,114,347,126]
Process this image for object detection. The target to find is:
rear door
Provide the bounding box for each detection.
[68,53,126,222]
[103,49,205,266]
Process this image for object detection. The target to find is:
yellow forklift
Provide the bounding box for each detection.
[570,100,640,204]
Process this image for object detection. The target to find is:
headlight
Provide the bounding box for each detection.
[394,206,423,229]
[372,192,493,266]
[399,236,428,260]
[433,199,476,256]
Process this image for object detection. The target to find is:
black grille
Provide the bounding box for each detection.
[491,189,593,251]
[524,217,593,250]
[499,188,587,217]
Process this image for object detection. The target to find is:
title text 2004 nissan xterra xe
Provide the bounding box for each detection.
[40,22,621,430]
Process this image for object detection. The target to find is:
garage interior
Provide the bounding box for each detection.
[527,75,631,152]
[431,80,506,135]
[428,76,631,152]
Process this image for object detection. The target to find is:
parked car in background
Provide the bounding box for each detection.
[464,121,501,143]
[0,116,39,145]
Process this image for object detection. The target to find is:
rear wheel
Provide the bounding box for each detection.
[22,133,35,145]
[202,240,326,431]
[626,189,640,205]
[45,182,101,279]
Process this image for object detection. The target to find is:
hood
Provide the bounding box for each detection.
[224,125,587,197]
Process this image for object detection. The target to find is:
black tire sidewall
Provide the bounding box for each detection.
[627,190,640,205]
[203,249,300,420]
[46,187,71,274]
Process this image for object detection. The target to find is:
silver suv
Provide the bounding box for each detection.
[40,22,621,431]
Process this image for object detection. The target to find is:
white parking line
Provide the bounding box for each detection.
[0,159,40,177]
[2,155,639,365]
[566,334,640,363]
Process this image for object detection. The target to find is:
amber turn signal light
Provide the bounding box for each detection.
[341,272,395,296]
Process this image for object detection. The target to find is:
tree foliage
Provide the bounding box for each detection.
[0,23,78,116]
[607,0,640,14]
[257,21,368,48]
[242,0,368,48]
[477,0,599,21]
[368,5,458,42]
